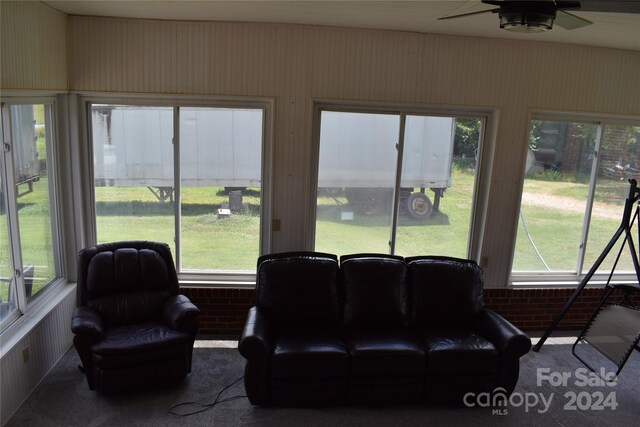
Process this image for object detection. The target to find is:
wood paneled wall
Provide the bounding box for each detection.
[0,1,67,91]
[66,17,640,286]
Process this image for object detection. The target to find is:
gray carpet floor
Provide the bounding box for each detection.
[6,336,640,426]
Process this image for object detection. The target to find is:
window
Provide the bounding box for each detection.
[313,106,484,259]
[89,100,269,277]
[512,116,640,280]
[179,107,263,271]
[92,105,175,245]
[1,101,59,324]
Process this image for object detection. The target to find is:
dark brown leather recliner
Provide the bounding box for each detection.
[239,251,346,405]
[407,256,531,400]
[71,241,199,394]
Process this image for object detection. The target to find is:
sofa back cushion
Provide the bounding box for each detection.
[256,252,340,327]
[84,247,173,327]
[340,254,407,328]
[407,256,483,327]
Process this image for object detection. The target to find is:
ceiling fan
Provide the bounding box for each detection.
[438,1,640,33]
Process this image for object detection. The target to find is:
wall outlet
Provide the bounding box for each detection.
[481,256,489,268]
[272,219,281,232]
[22,346,30,363]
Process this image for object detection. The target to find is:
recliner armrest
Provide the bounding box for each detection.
[475,308,531,356]
[71,306,104,338]
[162,294,199,330]
[238,306,274,360]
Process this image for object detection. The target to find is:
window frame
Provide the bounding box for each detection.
[0,96,64,330]
[80,94,273,286]
[308,100,496,261]
[510,110,640,287]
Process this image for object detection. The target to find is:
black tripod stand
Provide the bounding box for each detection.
[533,179,640,352]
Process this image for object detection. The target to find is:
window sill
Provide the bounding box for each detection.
[179,280,256,289]
[510,272,638,288]
[0,279,75,358]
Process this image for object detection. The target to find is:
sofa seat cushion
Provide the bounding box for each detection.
[346,328,425,377]
[91,321,190,369]
[271,329,348,380]
[423,328,499,375]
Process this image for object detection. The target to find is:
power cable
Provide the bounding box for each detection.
[168,376,246,417]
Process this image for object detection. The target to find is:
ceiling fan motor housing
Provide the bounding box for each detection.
[498,2,558,32]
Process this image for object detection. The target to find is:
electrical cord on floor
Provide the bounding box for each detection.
[169,376,247,416]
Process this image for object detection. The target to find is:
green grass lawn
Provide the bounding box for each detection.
[315,169,476,258]
[95,186,261,271]
[1,177,55,302]
[1,167,632,305]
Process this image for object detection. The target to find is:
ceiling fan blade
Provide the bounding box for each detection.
[555,10,593,29]
[438,8,498,21]
[576,1,640,14]
[482,0,578,9]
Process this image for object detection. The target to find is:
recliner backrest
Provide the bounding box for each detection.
[340,254,408,328]
[256,252,340,327]
[78,241,179,327]
[407,256,483,327]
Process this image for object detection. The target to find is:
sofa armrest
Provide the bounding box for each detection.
[71,306,104,338]
[476,308,531,394]
[238,306,274,360]
[238,306,274,405]
[475,308,531,356]
[162,294,199,330]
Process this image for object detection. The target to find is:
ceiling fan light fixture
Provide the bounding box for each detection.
[499,11,555,33]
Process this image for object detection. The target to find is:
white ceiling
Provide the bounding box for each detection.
[44,1,640,51]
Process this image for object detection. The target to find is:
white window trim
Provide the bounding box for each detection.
[77,93,274,286]
[0,279,73,350]
[308,99,497,262]
[509,110,640,287]
[0,96,65,331]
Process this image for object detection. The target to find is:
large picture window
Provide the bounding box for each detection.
[1,101,59,324]
[512,116,640,279]
[313,106,484,259]
[90,100,269,276]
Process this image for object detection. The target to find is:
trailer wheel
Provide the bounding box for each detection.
[406,192,433,220]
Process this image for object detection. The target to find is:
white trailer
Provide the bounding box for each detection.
[0,105,40,209]
[318,111,454,219]
[92,106,262,202]
[92,106,455,219]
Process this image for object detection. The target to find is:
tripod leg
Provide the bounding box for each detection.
[629,208,640,284]
[532,226,625,352]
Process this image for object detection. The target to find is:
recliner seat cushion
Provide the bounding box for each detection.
[407,257,483,326]
[88,290,171,327]
[423,328,499,375]
[271,329,348,380]
[346,328,425,376]
[341,255,408,328]
[257,253,340,326]
[87,249,171,297]
[91,321,190,369]
[86,248,174,327]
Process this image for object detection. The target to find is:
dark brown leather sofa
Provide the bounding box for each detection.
[71,241,199,394]
[239,252,531,406]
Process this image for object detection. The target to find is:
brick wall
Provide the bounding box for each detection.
[182,288,255,337]
[483,287,638,331]
[183,286,639,337]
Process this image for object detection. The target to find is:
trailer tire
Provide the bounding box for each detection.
[406,192,433,220]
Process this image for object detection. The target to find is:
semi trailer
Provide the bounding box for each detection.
[92,106,456,219]
[0,105,40,210]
